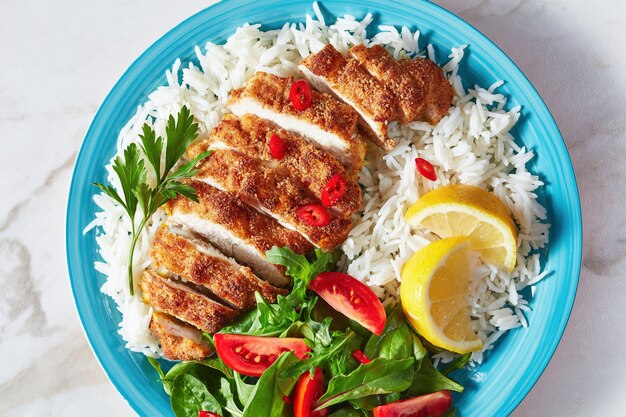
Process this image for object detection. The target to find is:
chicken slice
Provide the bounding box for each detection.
[151,225,286,310]
[228,71,366,171]
[349,44,427,124]
[299,44,397,149]
[149,312,213,361]
[141,270,239,334]
[188,114,362,219]
[400,57,454,124]
[193,150,352,251]
[166,180,313,286]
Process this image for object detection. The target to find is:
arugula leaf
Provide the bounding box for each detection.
[170,374,221,417]
[441,353,472,376]
[92,106,210,295]
[147,356,165,380]
[282,330,355,378]
[199,355,234,380]
[242,353,300,417]
[315,358,415,410]
[216,378,244,417]
[348,392,400,410]
[233,372,255,409]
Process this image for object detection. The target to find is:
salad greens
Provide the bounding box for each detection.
[147,246,463,417]
[93,106,211,295]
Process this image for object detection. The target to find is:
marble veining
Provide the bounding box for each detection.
[1,0,625,416]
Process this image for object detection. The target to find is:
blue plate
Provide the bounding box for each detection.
[66,1,582,416]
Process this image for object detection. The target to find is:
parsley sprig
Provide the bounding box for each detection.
[94,106,211,295]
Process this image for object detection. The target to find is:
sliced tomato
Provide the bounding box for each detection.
[213,334,311,377]
[293,368,329,417]
[372,391,452,417]
[308,272,386,335]
[198,412,221,417]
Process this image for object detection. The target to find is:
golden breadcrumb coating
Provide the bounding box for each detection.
[188,114,362,219]
[149,312,213,361]
[349,44,427,124]
[151,225,287,310]
[193,150,352,251]
[400,57,454,124]
[141,270,239,334]
[300,44,396,149]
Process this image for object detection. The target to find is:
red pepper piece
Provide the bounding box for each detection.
[296,204,330,227]
[352,349,372,365]
[198,411,221,417]
[415,157,437,181]
[321,174,346,207]
[290,79,312,111]
[269,134,286,160]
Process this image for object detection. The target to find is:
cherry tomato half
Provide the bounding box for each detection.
[309,272,386,335]
[297,204,331,227]
[269,134,286,160]
[198,412,221,417]
[213,334,311,377]
[321,174,346,208]
[415,158,437,181]
[372,391,452,417]
[293,368,329,417]
[290,79,312,111]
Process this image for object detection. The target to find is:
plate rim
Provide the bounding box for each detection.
[66,0,582,416]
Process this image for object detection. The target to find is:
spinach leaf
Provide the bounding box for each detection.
[348,392,400,410]
[407,356,463,396]
[315,358,414,410]
[147,357,166,385]
[170,374,221,417]
[281,330,355,378]
[364,305,412,360]
[200,355,234,379]
[328,408,367,417]
[242,352,300,417]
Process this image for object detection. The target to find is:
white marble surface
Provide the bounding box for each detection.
[1,0,624,415]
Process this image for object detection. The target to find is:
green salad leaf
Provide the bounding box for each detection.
[170,374,222,417]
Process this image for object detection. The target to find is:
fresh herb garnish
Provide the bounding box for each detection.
[93,106,211,295]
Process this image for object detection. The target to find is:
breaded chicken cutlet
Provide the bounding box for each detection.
[151,225,286,311]
[188,114,362,219]
[299,44,397,149]
[193,150,352,251]
[149,312,213,361]
[166,180,314,287]
[228,71,366,172]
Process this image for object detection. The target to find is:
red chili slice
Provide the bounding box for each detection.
[293,368,329,417]
[415,157,437,181]
[372,391,452,417]
[296,204,330,227]
[269,134,286,160]
[321,174,346,207]
[352,349,372,365]
[198,412,221,417]
[213,334,311,377]
[290,79,312,111]
[309,272,386,336]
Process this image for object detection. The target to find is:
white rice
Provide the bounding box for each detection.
[86,3,550,363]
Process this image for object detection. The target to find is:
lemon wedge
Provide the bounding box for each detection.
[401,237,482,354]
[404,184,517,272]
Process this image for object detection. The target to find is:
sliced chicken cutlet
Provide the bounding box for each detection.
[193,150,352,251]
[151,225,287,311]
[166,180,313,287]
[228,71,366,171]
[149,312,213,361]
[299,44,397,149]
[188,114,362,219]
[400,57,454,124]
[349,44,427,124]
[141,270,239,334]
